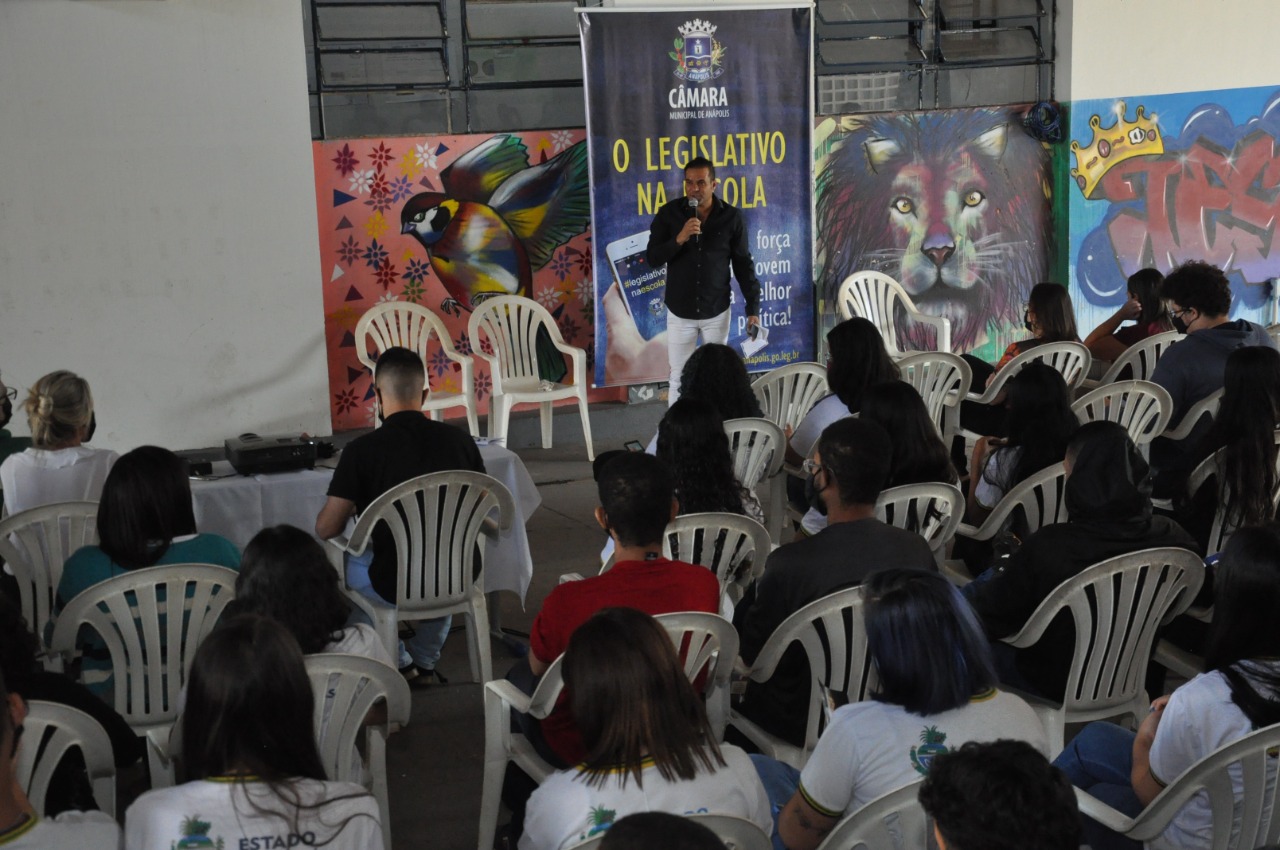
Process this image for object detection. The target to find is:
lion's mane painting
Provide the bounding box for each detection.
[815,107,1053,356]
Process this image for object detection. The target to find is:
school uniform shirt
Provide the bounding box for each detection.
[125,778,383,850]
[519,744,772,850]
[798,690,1047,816]
[0,811,120,850]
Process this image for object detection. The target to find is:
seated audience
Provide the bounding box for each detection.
[520,608,771,850]
[600,813,725,850]
[734,419,935,747]
[528,452,719,767]
[859,381,958,487]
[0,370,32,515]
[316,345,485,684]
[1054,524,1280,850]
[1164,346,1280,536]
[675,343,764,423]
[0,594,142,815]
[921,740,1081,850]
[1083,267,1169,363]
[964,421,1195,700]
[966,362,1078,525]
[0,668,121,848]
[1150,260,1275,478]
[755,570,1045,850]
[125,614,383,849]
[57,445,239,695]
[0,370,117,517]
[657,397,764,523]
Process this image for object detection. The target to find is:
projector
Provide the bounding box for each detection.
[224,432,317,475]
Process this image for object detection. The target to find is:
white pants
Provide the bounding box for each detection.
[667,308,731,404]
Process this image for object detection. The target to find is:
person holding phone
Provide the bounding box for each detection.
[646,156,761,403]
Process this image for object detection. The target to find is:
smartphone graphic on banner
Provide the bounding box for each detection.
[606,231,668,341]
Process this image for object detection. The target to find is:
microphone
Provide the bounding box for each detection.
[687,196,700,245]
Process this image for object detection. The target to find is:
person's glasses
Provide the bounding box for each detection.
[2,386,15,402]
[1168,308,1190,321]
[802,459,823,476]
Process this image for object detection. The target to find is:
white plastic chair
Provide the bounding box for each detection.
[1161,388,1224,443]
[324,470,514,684]
[16,700,117,818]
[814,780,929,850]
[876,482,964,564]
[49,563,238,785]
[728,586,876,769]
[1000,547,1204,756]
[477,614,738,850]
[896,351,973,448]
[356,302,480,437]
[751,362,829,433]
[0,501,98,665]
[1073,721,1280,850]
[567,814,774,850]
[1071,380,1174,448]
[304,652,412,850]
[1092,330,1183,386]
[662,512,772,606]
[467,295,594,460]
[1182,429,1280,556]
[960,342,1092,443]
[956,462,1069,546]
[835,270,952,354]
[723,417,786,543]
[1268,323,1280,347]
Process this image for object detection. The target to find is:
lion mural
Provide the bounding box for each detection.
[816,108,1052,353]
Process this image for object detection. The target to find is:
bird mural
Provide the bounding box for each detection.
[400,134,591,382]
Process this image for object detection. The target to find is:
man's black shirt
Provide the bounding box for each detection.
[646,195,761,320]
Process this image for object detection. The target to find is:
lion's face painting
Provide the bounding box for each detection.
[817,110,1051,351]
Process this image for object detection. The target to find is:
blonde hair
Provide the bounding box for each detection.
[25,370,93,449]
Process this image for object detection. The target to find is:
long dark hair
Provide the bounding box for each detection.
[1194,347,1280,528]
[1128,268,1167,327]
[230,526,350,654]
[1202,526,1280,728]
[656,398,745,516]
[860,381,957,486]
[826,318,899,412]
[565,608,724,788]
[863,569,997,715]
[97,445,198,569]
[1026,283,1078,342]
[678,344,763,420]
[1004,363,1078,486]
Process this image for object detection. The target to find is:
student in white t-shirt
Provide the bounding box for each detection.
[0,667,121,850]
[1054,524,1280,850]
[519,608,772,850]
[124,614,383,850]
[751,569,1046,850]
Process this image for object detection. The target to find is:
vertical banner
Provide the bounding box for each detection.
[580,5,814,387]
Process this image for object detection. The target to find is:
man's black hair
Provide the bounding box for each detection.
[1161,260,1232,317]
[684,156,716,180]
[596,452,674,547]
[374,346,426,401]
[816,418,892,506]
[601,813,724,850]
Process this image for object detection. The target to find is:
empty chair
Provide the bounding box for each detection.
[324,469,514,684]
[896,351,972,447]
[835,270,951,354]
[0,500,97,661]
[16,700,117,818]
[468,295,594,460]
[356,302,480,437]
[49,563,238,784]
[305,653,411,850]
[662,512,771,605]
[1072,380,1173,448]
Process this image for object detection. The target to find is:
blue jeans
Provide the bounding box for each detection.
[1052,722,1144,850]
[750,754,801,850]
[345,550,452,670]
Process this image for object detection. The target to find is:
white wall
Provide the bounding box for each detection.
[0,0,329,450]
[1059,0,1280,102]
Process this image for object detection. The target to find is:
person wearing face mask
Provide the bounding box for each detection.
[0,373,34,516]
[0,370,117,519]
[315,346,484,685]
[1149,261,1275,482]
[733,418,936,749]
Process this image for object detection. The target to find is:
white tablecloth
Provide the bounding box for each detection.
[189,444,541,601]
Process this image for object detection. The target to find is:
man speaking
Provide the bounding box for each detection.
[646,156,761,402]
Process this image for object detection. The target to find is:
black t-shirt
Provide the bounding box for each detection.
[328,410,485,601]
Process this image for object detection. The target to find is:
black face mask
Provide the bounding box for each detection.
[1170,314,1189,334]
[804,472,829,516]
[1023,310,1035,334]
[85,412,96,442]
[0,397,10,429]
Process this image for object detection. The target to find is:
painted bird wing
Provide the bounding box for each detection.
[489,140,590,271]
[440,135,531,204]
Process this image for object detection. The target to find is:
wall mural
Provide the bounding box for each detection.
[1069,86,1280,331]
[814,106,1054,360]
[313,131,614,432]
